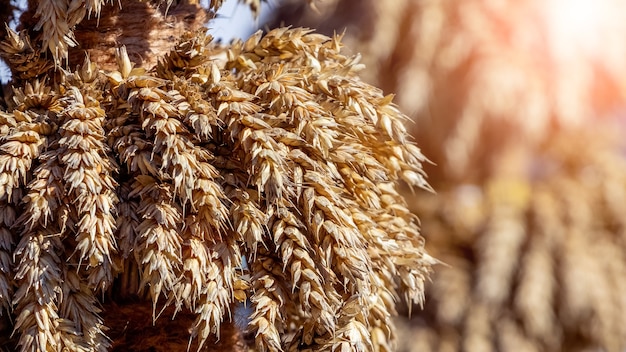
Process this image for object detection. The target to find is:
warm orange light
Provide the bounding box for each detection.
[543,0,620,60]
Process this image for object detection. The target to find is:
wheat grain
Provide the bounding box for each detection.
[0,28,53,82]
[0,3,433,349]
[59,87,119,291]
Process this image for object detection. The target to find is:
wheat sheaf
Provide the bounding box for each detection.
[0,0,434,351]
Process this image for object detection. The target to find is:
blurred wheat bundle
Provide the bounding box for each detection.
[267,0,626,351]
[406,127,626,352]
[0,1,434,351]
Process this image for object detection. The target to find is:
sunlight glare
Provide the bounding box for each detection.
[544,0,616,59]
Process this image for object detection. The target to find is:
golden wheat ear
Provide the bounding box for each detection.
[0,1,434,351]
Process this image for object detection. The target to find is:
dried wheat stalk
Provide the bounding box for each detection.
[0,1,433,351]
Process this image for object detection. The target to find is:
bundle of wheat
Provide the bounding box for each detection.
[266,1,626,351]
[404,126,626,352]
[0,1,434,351]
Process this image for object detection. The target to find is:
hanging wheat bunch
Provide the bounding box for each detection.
[0,1,434,351]
[265,1,626,352]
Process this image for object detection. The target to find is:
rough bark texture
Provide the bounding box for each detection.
[103,300,249,352]
[70,1,209,70]
[17,1,209,71]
